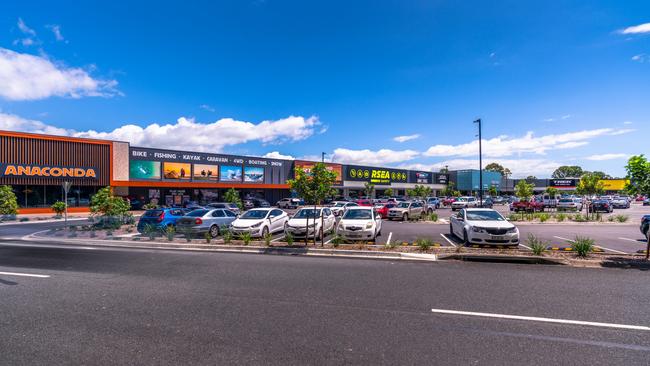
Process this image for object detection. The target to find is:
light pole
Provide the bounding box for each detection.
[474,119,483,207]
[321,152,326,163]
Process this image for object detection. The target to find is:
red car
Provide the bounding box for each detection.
[511,197,545,212]
[355,199,373,206]
[373,203,396,218]
[442,197,457,207]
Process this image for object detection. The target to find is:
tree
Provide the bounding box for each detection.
[552,166,584,179]
[545,187,559,198]
[90,187,130,227]
[514,180,534,219]
[526,176,537,181]
[409,185,432,200]
[590,171,612,180]
[51,201,67,216]
[488,186,498,197]
[438,167,449,174]
[0,185,19,216]
[576,172,605,219]
[224,188,243,210]
[288,162,337,245]
[363,182,375,198]
[441,181,457,197]
[485,162,506,175]
[383,188,394,197]
[625,155,650,197]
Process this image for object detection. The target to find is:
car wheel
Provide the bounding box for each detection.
[427,209,433,215]
[261,226,269,238]
[318,228,324,240]
[449,223,455,238]
[463,229,469,246]
[209,225,219,238]
[403,213,409,221]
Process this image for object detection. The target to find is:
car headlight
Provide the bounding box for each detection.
[506,227,517,233]
[250,222,262,228]
[365,222,374,229]
[472,227,486,233]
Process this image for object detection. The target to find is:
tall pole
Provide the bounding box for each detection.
[322,152,325,163]
[474,119,483,207]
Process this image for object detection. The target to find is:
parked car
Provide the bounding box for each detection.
[277,198,302,209]
[373,203,396,218]
[243,199,255,210]
[387,201,424,221]
[511,197,545,212]
[284,207,336,240]
[589,199,613,213]
[611,197,630,209]
[557,198,582,212]
[336,207,382,242]
[354,199,373,207]
[175,209,238,238]
[641,215,649,239]
[206,202,241,215]
[449,208,519,246]
[481,197,494,209]
[330,201,359,216]
[425,197,441,211]
[492,196,506,205]
[442,197,457,207]
[137,208,187,233]
[451,197,478,211]
[230,208,289,237]
[644,198,650,206]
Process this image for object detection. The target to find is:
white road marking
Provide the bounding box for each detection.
[430,309,650,331]
[440,233,457,247]
[519,243,533,250]
[271,235,286,242]
[0,271,50,278]
[618,237,644,243]
[554,235,628,254]
[386,232,393,245]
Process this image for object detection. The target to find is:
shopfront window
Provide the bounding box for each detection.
[10,184,97,208]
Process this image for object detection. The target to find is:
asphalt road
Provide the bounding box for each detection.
[1,241,649,365]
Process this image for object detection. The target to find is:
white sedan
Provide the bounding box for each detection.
[330,201,359,216]
[285,207,336,240]
[230,208,289,237]
[451,196,479,211]
[449,208,519,246]
[336,207,382,242]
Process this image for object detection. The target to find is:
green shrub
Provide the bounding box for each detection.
[572,213,586,222]
[415,238,433,251]
[240,232,252,245]
[143,202,158,210]
[51,201,67,216]
[0,185,19,215]
[90,187,130,221]
[607,215,615,222]
[507,214,519,222]
[615,215,629,223]
[182,227,193,242]
[204,231,212,244]
[222,228,233,244]
[429,213,438,222]
[330,234,343,247]
[285,232,294,246]
[143,224,157,240]
[538,213,550,223]
[526,233,547,256]
[571,236,594,258]
[166,225,175,241]
[264,232,272,246]
[555,213,567,222]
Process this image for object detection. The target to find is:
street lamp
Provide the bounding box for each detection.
[321,152,326,163]
[474,119,483,207]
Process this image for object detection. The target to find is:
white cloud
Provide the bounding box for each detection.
[0,48,119,100]
[400,159,562,179]
[631,54,649,63]
[331,148,419,165]
[393,134,420,143]
[14,18,38,47]
[623,121,633,125]
[423,128,633,158]
[620,22,650,34]
[263,151,295,160]
[585,153,628,161]
[46,25,65,42]
[199,104,216,112]
[543,114,571,122]
[609,128,635,136]
[17,18,36,36]
[1,112,320,152]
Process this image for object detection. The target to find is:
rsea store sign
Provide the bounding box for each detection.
[345,165,408,185]
[0,164,97,179]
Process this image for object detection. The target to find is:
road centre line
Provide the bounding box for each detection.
[430,309,650,331]
[0,271,50,278]
[555,235,628,254]
[439,233,457,247]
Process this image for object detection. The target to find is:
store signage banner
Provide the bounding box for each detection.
[345,165,408,185]
[410,171,432,184]
[294,161,343,185]
[549,179,577,187]
[0,163,97,179]
[436,174,449,185]
[130,147,285,167]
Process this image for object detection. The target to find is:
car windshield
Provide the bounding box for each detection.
[559,199,573,203]
[342,210,372,220]
[143,209,164,217]
[457,198,467,202]
[240,210,269,219]
[186,210,209,217]
[397,202,410,208]
[334,202,346,207]
[466,210,505,221]
[293,209,322,218]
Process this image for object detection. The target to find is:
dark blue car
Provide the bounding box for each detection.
[137,208,187,233]
[641,215,649,240]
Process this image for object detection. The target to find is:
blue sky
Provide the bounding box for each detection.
[0,1,648,178]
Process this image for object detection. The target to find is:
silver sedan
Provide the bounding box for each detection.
[176,209,238,238]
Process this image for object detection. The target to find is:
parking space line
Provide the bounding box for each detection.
[430,309,650,331]
[618,237,645,243]
[555,236,628,254]
[519,244,532,250]
[0,271,50,278]
[386,232,393,245]
[554,236,574,243]
[440,233,457,247]
[271,235,286,242]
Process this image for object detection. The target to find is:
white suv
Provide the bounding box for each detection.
[451,197,478,211]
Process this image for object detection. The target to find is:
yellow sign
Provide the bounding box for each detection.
[599,179,629,191]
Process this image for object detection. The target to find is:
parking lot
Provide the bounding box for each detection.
[275,203,650,255]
